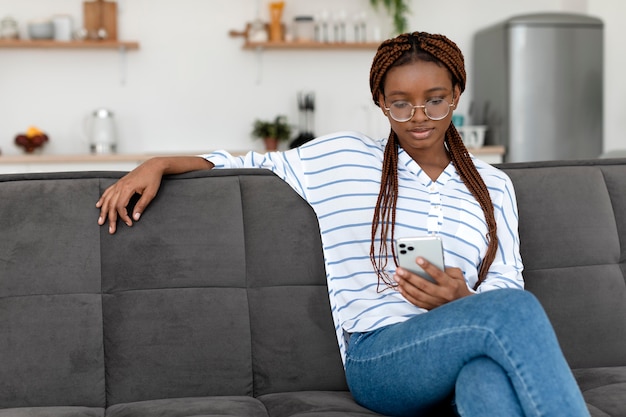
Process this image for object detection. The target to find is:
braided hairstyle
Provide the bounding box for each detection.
[369,31,498,291]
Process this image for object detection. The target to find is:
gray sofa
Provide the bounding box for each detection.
[0,158,625,417]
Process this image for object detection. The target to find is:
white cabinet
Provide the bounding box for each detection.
[0,154,152,174]
[0,146,505,174]
[470,146,505,164]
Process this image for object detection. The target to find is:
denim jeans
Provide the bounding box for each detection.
[344,289,589,417]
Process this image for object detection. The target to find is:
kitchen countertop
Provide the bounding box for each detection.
[0,146,505,164]
[0,152,243,164]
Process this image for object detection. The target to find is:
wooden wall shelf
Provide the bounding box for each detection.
[243,41,380,50]
[0,39,140,50]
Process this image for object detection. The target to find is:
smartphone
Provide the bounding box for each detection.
[395,236,445,284]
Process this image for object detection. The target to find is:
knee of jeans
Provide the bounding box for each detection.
[455,357,524,417]
[516,289,543,311]
[496,290,554,330]
[492,289,543,312]
[458,356,502,381]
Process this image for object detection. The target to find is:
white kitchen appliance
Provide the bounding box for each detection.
[87,108,117,154]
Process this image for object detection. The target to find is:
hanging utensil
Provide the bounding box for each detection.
[290,91,316,148]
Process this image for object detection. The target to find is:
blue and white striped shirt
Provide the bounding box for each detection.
[202,131,523,363]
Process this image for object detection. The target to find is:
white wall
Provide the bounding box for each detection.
[1,0,624,156]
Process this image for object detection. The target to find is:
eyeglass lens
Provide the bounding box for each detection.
[388,99,451,122]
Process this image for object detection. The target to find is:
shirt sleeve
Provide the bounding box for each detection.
[200,149,308,200]
[476,172,525,292]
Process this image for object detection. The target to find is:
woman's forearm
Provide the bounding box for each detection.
[148,155,214,175]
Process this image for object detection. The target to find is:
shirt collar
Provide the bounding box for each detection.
[398,147,456,188]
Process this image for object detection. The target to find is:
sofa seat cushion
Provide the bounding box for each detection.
[573,366,626,417]
[258,391,386,417]
[0,407,103,417]
[105,396,268,417]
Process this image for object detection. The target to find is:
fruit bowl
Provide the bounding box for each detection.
[15,126,49,153]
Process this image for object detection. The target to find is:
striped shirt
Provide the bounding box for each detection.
[202,131,524,363]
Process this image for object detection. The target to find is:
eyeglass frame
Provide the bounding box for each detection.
[383,95,456,122]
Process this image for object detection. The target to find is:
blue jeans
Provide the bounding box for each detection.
[344,289,589,417]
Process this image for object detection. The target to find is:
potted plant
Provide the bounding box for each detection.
[369,0,410,35]
[251,115,292,151]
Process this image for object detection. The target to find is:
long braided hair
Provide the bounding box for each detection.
[369,31,498,291]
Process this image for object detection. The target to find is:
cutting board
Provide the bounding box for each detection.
[83,0,118,40]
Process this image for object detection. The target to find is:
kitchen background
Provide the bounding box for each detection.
[0,0,624,158]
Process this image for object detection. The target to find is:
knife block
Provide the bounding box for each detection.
[83,0,118,40]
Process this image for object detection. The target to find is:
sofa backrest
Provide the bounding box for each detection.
[2,159,625,409]
[0,169,346,409]
[499,159,626,369]
[0,173,106,409]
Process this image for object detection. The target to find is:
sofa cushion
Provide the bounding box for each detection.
[103,288,253,404]
[238,175,347,396]
[258,391,385,417]
[100,175,255,405]
[99,170,347,405]
[0,407,103,417]
[500,162,626,369]
[573,366,626,417]
[0,177,105,409]
[601,163,626,272]
[105,396,269,417]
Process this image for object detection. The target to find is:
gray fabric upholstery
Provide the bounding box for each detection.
[258,391,384,416]
[498,160,626,417]
[105,396,269,417]
[0,408,103,417]
[573,367,626,417]
[0,177,105,409]
[500,162,626,369]
[1,160,625,416]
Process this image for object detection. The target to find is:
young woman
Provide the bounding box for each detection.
[97,32,589,416]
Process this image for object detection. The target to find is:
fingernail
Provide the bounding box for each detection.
[417,257,425,265]
[134,212,141,221]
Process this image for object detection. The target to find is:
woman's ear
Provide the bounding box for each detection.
[378,93,388,115]
[452,86,462,108]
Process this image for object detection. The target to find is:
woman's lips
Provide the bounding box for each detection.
[407,127,433,140]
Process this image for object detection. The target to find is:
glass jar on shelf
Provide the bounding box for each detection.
[1,16,20,39]
[293,16,314,42]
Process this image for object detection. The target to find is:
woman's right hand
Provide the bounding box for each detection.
[96,158,166,234]
[96,156,214,234]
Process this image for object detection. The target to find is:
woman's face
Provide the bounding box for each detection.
[379,60,460,156]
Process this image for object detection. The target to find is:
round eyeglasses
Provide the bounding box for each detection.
[383,97,455,122]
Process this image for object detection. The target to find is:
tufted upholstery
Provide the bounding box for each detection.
[500,160,626,417]
[1,160,625,416]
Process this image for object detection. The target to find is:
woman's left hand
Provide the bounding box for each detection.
[393,257,472,310]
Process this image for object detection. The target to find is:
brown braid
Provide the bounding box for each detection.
[369,32,498,291]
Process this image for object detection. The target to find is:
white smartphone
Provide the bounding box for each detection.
[395,236,445,284]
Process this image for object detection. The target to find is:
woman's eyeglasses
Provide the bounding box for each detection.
[384,97,455,122]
